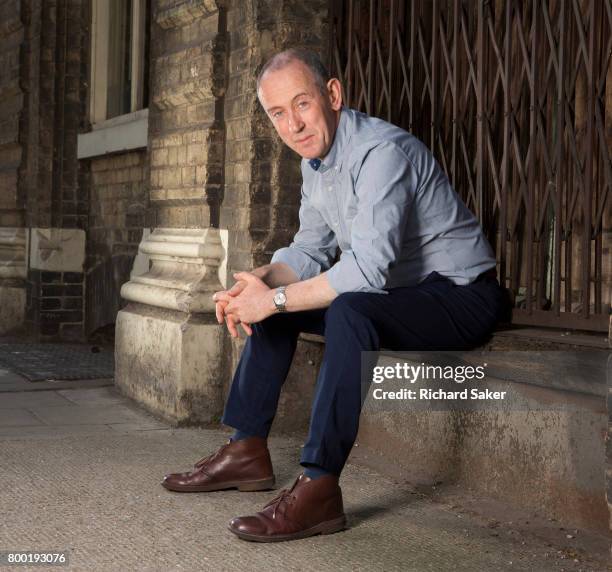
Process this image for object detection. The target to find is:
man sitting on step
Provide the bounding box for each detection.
[162,48,503,543]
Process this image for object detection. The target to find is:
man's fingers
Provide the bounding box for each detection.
[225,315,239,338]
[240,322,253,336]
[213,292,233,304]
[228,280,248,296]
[233,271,257,283]
[215,301,226,324]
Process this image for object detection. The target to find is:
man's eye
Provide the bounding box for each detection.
[272,111,283,119]
[297,101,309,109]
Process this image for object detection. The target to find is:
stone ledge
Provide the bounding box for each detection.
[299,328,609,398]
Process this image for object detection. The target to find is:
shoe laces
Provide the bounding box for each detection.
[194,440,230,469]
[264,477,301,519]
[264,489,296,519]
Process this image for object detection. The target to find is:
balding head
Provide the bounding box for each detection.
[257,49,331,100]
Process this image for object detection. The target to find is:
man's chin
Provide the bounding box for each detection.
[286,141,323,160]
[297,147,324,160]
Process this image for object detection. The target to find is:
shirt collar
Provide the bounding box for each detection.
[307,107,349,174]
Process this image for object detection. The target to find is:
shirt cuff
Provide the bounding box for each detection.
[271,247,323,281]
[326,252,388,295]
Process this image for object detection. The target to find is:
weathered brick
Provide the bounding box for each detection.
[187,143,206,164]
[181,166,197,185]
[160,168,182,188]
[151,148,168,167]
[167,146,179,166]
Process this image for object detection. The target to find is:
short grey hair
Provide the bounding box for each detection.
[256,48,331,97]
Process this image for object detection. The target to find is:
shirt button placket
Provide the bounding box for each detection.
[328,176,341,230]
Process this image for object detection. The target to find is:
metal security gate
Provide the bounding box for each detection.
[328,0,611,331]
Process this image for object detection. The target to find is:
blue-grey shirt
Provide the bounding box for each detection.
[271,107,496,294]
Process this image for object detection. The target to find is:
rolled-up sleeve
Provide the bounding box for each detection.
[326,143,418,294]
[271,186,338,281]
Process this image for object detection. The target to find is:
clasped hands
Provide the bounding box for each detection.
[213,272,274,338]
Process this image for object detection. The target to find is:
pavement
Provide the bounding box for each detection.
[0,359,610,571]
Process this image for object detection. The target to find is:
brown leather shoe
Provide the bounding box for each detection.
[161,436,275,492]
[228,473,346,542]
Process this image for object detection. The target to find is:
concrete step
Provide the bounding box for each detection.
[268,332,610,534]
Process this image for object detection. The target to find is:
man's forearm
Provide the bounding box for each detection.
[253,264,339,311]
[250,262,300,288]
[282,272,338,312]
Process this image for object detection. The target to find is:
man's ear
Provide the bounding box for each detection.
[327,78,343,111]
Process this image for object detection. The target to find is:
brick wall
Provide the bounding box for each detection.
[20,1,89,231]
[148,0,227,230]
[86,151,149,335]
[1,0,90,340]
[0,0,25,228]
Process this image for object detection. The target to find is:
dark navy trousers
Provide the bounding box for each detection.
[221,271,504,475]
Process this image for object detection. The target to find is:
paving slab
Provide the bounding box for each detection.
[56,387,127,405]
[0,408,45,427]
[0,376,113,393]
[0,424,116,439]
[0,367,31,385]
[0,391,74,409]
[26,404,150,426]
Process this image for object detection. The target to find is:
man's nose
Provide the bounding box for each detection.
[287,110,304,133]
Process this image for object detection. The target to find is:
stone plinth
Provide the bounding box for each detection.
[115,227,228,424]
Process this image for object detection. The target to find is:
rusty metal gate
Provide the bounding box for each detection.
[328,0,611,331]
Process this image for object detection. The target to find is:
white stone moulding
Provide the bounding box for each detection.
[120,227,227,313]
[0,227,27,279]
[129,228,152,279]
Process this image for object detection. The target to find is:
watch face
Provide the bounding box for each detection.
[274,292,287,305]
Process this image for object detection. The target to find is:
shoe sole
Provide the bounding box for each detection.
[161,476,276,493]
[229,515,347,542]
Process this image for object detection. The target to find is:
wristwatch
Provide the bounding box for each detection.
[273,286,287,312]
